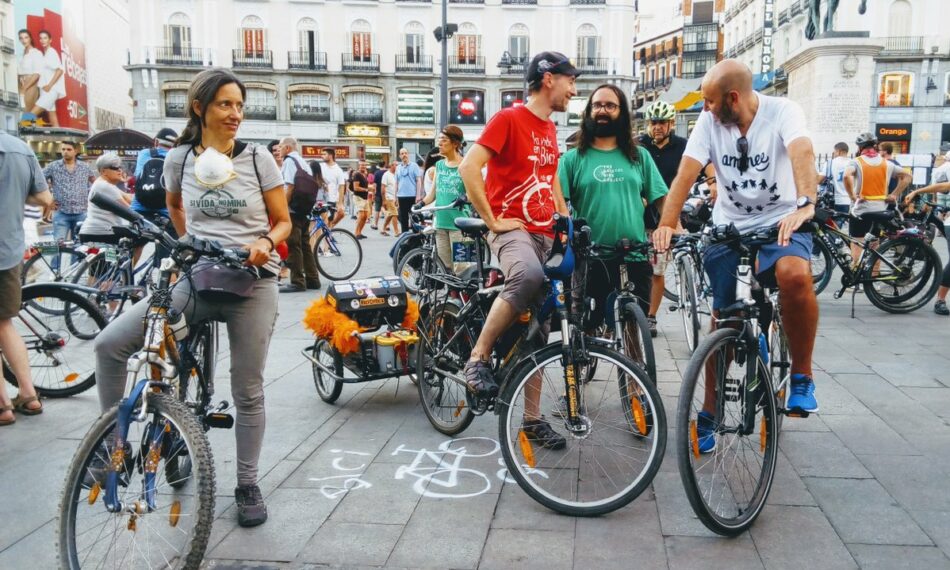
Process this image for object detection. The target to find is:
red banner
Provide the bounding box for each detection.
[22,6,88,131]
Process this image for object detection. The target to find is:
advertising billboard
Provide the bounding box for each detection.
[15,0,89,132]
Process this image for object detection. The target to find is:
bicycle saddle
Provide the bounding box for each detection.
[858,209,897,224]
[454,217,489,237]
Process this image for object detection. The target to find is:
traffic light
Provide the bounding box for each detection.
[434,24,458,42]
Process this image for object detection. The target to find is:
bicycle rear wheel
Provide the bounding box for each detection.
[498,343,666,516]
[315,228,362,281]
[417,301,475,435]
[864,237,942,313]
[22,244,85,285]
[397,247,428,295]
[677,327,779,536]
[4,284,105,397]
[811,235,834,295]
[676,256,701,352]
[58,392,215,570]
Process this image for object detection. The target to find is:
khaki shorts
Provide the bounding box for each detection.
[0,264,22,319]
[489,230,553,314]
[353,195,371,213]
[383,199,398,217]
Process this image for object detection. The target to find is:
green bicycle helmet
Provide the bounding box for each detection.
[645,100,676,121]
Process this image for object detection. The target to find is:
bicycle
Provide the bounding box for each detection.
[416,216,666,516]
[676,224,796,536]
[809,206,942,316]
[59,195,242,569]
[21,240,88,285]
[581,239,657,384]
[309,202,362,281]
[3,282,107,398]
[669,232,714,352]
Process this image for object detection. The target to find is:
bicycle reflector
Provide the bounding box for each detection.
[690,420,701,458]
[518,430,537,468]
[630,396,648,435]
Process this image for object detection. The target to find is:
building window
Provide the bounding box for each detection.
[888,0,912,37]
[345,91,384,123]
[404,22,425,64]
[351,19,373,62]
[508,24,529,63]
[245,87,277,120]
[291,91,330,121]
[298,18,318,54]
[165,12,191,53]
[577,24,600,64]
[397,88,434,124]
[670,60,677,78]
[682,54,716,78]
[501,89,525,109]
[240,15,266,56]
[450,89,485,124]
[455,23,481,64]
[879,72,913,107]
[164,89,187,118]
[683,23,718,52]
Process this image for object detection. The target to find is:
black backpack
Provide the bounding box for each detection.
[287,155,320,216]
[135,148,168,210]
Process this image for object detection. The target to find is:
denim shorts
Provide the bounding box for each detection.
[703,232,812,310]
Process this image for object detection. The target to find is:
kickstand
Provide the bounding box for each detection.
[849,284,858,319]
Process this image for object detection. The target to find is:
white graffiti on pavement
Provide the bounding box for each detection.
[309,449,372,499]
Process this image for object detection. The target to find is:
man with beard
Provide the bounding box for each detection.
[654,59,819,452]
[558,84,667,332]
[459,51,577,449]
[639,100,687,337]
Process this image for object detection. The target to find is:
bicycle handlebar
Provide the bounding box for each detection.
[411,196,468,214]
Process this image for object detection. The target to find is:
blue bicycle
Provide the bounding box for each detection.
[310,203,362,281]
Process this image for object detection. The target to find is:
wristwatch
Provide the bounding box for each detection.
[796,196,813,209]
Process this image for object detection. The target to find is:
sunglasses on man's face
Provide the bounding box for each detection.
[736,136,749,173]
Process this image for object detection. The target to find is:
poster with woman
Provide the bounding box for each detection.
[15,1,88,132]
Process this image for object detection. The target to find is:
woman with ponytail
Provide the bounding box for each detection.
[94,68,291,528]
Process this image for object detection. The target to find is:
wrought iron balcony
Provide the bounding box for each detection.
[449,0,485,3]
[232,49,273,69]
[575,57,610,75]
[342,53,380,72]
[291,106,331,121]
[503,0,537,4]
[288,51,328,71]
[1,37,14,54]
[164,101,187,118]
[244,105,277,120]
[2,90,19,107]
[344,107,384,122]
[570,0,606,4]
[396,54,433,73]
[154,46,204,66]
[683,42,718,54]
[448,56,485,74]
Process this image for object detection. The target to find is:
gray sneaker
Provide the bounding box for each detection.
[235,484,268,527]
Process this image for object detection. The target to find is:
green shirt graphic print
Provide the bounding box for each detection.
[558,146,668,261]
[433,160,467,230]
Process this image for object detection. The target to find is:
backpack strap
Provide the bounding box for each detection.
[180,144,194,184]
[150,147,159,159]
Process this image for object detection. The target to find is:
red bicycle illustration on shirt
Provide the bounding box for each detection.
[499,156,556,229]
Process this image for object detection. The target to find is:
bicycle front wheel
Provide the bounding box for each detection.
[417,301,475,435]
[397,247,429,295]
[811,235,834,295]
[58,392,215,570]
[314,228,362,281]
[864,237,942,313]
[498,343,666,516]
[677,327,779,536]
[4,284,105,397]
[676,256,702,352]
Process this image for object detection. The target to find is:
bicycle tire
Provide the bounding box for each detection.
[768,319,790,434]
[4,284,106,397]
[662,252,678,303]
[315,228,362,281]
[497,342,666,516]
[621,302,657,384]
[312,339,344,403]
[864,237,942,314]
[417,301,475,436]
[676,327,779,536]
[21,245,84,285]
[397,247,429,295]
[58,392,215,570]
[811,235,834,295]
[676,256,701,352]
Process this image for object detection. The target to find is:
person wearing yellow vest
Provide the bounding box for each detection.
[843,132,911,261]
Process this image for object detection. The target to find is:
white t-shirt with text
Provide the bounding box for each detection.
[684,92,811,233]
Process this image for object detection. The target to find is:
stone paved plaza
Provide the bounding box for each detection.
[2,220,950,569]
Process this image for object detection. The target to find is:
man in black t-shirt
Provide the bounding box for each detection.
[351,161,371,239]
[638,100,687,336]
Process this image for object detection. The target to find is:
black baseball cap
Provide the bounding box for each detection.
[526,51,581,85]
[155,127,178,147]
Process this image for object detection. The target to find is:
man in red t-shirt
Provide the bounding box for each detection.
[459,51,578,449]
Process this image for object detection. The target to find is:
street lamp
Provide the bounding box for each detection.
[433,8,457,130]
[497,50,528,104]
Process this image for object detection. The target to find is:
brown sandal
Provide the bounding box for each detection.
[0,404,14,426]
[12,394,43,416]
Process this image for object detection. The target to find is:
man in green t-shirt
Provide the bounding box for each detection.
[558,84,668,330]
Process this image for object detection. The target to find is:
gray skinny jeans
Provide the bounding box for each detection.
[94,276,278,486]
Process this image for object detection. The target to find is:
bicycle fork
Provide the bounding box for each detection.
[553,280,589,436]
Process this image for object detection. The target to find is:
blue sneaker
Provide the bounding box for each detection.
[787,375,819,413]
[696,410,716,454]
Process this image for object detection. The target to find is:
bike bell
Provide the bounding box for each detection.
[194,146,237,189]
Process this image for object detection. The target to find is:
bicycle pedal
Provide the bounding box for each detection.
[784,408,810,419]
[205,412,234,429]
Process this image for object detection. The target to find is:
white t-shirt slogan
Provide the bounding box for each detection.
[684,92,811,232]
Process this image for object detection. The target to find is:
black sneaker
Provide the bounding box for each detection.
[463,359,498,397]
[522,417,567,450]
[935,300,949,316]
[647,316,658,338]
[235,484,268,527]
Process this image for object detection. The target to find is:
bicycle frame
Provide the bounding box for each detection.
[815,222,923,295]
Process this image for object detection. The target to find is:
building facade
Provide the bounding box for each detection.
[126,0,640,163]
[1,0,20,134]
[85,0,133,133]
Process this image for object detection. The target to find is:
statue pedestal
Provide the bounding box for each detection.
[783,36,883,154]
